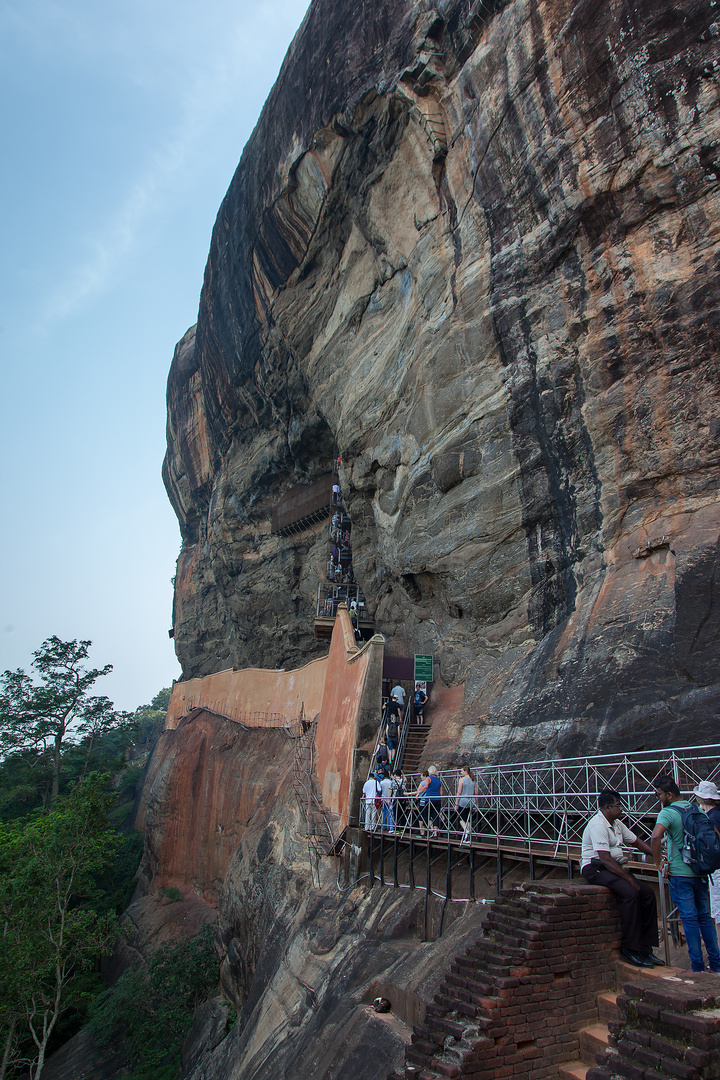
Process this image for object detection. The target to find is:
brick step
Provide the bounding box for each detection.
[447,969,494,995]
[578,1023,610,1063]
[558,1061,589,1080]
[614,958,681,983]
[597,992,617,1023]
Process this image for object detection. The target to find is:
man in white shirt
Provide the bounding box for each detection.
[362,774,381,831]
[391,684,406,709]
[581,789,661,968]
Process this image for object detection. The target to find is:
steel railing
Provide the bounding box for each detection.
[360,744,720,955]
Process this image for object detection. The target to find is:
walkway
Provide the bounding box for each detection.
[360,743,720,956]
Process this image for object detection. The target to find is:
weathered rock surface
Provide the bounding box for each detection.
[134,709,495,1080]
[164,0,720,760]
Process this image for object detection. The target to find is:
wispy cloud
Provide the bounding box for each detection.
[18,0,309,327]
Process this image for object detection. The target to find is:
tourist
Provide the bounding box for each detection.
[651,775,720,973]
[414,683,428,724]
[362,773,381,831]
[455,765,477,843]
[693,780,720,931]
[376,738,390,774]
[391,683,406,713]
[386,711,399,764]
[391,770,407,829]
[580,789,661,968]
[416,765,442,838]
[379,772,395,832]
[387,694,402,725]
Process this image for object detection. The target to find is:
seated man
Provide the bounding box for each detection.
[581,789,662,968]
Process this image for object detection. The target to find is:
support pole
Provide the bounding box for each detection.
[409,835,415,890]
[393,835,399,888]
[379,829,385,886]
[496,849,503,897]
[369,833,374,888]
[424,834,431,941]
[658,869,672,967]
[469,845,475,901]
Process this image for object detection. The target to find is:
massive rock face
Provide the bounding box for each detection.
[164,0,720,760]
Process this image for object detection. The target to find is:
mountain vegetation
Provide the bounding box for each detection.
[0,638,214,1080]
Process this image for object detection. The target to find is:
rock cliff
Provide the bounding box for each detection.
[164,0,720,760]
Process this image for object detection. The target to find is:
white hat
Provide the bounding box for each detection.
[692,780,720,800]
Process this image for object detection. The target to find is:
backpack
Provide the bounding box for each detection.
[373,781,382,810]
[386,719,399,739]
[669,804,720,875]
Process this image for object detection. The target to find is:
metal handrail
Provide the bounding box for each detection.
[394,698,413,771]
[367,701,389,779]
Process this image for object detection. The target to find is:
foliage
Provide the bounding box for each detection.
[130,688,172,754]
[89,924,218,1075]
[0,775,120,1080]
[159,885,184,903]
[0,638,131,807]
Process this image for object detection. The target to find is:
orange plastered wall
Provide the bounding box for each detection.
[314,608,373,831]
[165,655,329,730]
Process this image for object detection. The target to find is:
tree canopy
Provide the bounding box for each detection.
[0,775,120,1080]
[0,637,131,807]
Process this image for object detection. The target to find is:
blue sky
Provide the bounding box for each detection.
[0,0,309,710]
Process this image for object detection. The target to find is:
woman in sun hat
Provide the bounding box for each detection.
[693,780,720,928]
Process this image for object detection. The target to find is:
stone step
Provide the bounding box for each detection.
[558,1061,589,1080]
[578,1023,610,1062]
[614,958,682,983]
[597,991,617,1023]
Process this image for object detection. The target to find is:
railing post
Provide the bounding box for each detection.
[379,828,385,886]
[368,832,375,888]
[424,834,431,941]
[409,834,415,890]
[658,868,672,966]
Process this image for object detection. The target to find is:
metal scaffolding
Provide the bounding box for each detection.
[360,744,720,951]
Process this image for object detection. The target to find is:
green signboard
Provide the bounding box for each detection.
[414,654,434,682]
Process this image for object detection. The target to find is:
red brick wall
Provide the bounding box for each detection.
[590,973,720,1080]
[390,882,622,1080]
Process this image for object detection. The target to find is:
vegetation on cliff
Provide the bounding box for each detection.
[89,924,220,1080]
[0,639,177,1079]
[0,776,120,1080]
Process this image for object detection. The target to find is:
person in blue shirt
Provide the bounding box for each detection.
[651,774,720,973]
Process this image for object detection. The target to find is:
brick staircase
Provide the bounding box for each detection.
[399,722,432,774]
[557,960,687,1080]
[388,882,621,1080]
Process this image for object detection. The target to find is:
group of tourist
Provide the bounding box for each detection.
[362,756,720,975]
[327,509,354,584]
[581,777,720,973]
[362,763,478,841]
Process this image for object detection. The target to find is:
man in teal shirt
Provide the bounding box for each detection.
[651,774,720,973]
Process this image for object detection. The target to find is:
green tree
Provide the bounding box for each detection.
[89,924,218,1077]
[0,638,126,807]
[131,688,172,754]
[0,776,120,1080]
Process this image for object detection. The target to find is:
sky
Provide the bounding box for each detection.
[0,0,310,711]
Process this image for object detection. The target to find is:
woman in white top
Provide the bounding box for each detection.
[455,765,476,842]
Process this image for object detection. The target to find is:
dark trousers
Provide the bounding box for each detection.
[582,864,658,953]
